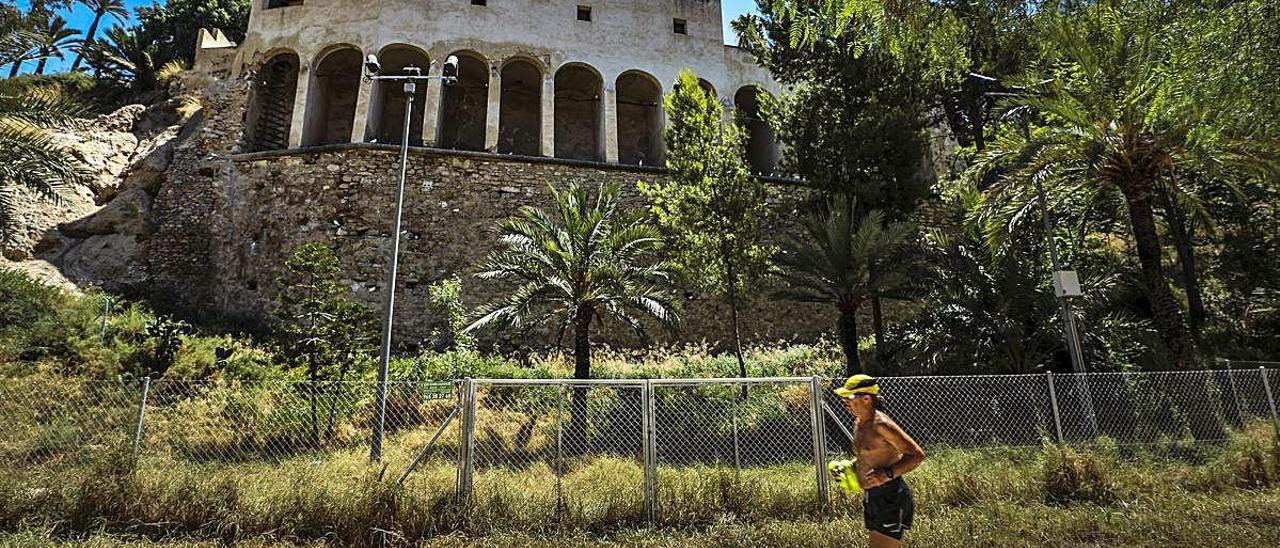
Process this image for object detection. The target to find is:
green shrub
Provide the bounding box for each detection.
[0,268,68,361]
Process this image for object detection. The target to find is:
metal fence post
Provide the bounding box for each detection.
[1046,372,1064,443]
[732,383,742,470]
[1225,362,1245,428]
[642,379,657,523]
[456,378,476,500]
[808,376,829,511]
[1262,367,1280,441]
[555,382,565,517]
[132,376,151,455]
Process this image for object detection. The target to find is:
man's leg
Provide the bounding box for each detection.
[869,530,902,548]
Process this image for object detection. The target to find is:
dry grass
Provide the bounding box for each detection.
[1,424,1276,547]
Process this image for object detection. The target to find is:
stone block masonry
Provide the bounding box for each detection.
[141,58,953,352]
[150,138,833,349]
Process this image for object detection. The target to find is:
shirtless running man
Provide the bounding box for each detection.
[834,374,926,547]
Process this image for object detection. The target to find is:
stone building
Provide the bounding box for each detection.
[214,0,783,173]
[108,0,859,350]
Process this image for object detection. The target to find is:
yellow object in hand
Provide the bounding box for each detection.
[827,459,861,494]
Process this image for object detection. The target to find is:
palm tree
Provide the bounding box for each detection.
[970,6,1278,369]
[84,25,158,91]
[0,76,88,247]
[33,15,80,75]
[2,29,36,77]
[773,195,916,376]
[466,182,678,448]
[909,226,1062,375]
[70,0,128,71]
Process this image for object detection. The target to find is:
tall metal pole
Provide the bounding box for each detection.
[1033,161,1098,438]
[371,79,416,463]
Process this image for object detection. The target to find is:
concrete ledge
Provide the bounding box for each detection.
[229,143,803,185]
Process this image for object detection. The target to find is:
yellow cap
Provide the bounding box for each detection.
[833,374,880,398]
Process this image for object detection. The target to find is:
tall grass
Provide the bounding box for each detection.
[1,425,1275,546]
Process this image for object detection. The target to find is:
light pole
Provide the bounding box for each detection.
[365,54,459,463]
[969,73,1098,437]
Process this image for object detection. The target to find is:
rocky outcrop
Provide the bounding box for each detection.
[4,97,190,292]
[59,187,156,238]
[3,184,98,261]
[0,257,79,293]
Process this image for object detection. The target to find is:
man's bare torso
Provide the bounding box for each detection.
[853,411,903,481]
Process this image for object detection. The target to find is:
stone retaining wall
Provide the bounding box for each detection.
[140,67,956,351]
[211,147,833,347]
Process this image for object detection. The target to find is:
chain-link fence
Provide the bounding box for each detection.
[2,369,1277,520]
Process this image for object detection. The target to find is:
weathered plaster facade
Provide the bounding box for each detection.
[204,0,782,173]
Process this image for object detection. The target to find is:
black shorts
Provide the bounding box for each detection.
[863,477,914,540]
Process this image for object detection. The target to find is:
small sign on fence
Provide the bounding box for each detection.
[416,382,454,401]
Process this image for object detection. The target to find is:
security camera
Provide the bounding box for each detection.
[365,54,381,75]
[442,55,459,85]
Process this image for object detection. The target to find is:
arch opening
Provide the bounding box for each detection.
[245,52,300,151]
[553,64,603,161]
[698,78,717,102]
[438,52,489,151]
[498,59,542,156]
[302,47,362,146]
[366,45,430,146]
[735,86,779,175]
[615,71,662,166]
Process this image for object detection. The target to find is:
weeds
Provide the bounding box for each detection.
[1040,445,1117,505]
[1,427,1275,547]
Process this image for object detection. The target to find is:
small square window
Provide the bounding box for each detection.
[577,5,592,21]
[673,18,687,34]
[471,0,485,5]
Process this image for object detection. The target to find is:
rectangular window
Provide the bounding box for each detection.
[673,18,687,34]
[264,0,302,9]
[471,0,486,5]
[577,5,592,21]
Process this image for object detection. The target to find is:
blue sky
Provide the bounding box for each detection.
[722,0,758,45]
[15,0,758,74]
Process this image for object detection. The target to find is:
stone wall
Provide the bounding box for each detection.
[138,58,958,352]
[203,147,834,348]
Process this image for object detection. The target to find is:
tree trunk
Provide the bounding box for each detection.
[971,97,985,153]
[568,304,593,454]
[871,292,887,374]
[1119,181,1195,369]
[71,12,103,71]
[35,57,46,75]
[1121,181,1222,442]
[9,60,21,78]
[1157,186,1206,338]
[724,255,748,381]
[837,303,862,378]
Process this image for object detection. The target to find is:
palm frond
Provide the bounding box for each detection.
[467,181,678,355]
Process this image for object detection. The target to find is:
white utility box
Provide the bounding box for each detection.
[1053,270,1082,298]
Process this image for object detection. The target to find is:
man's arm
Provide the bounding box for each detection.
[878,414,926,478]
